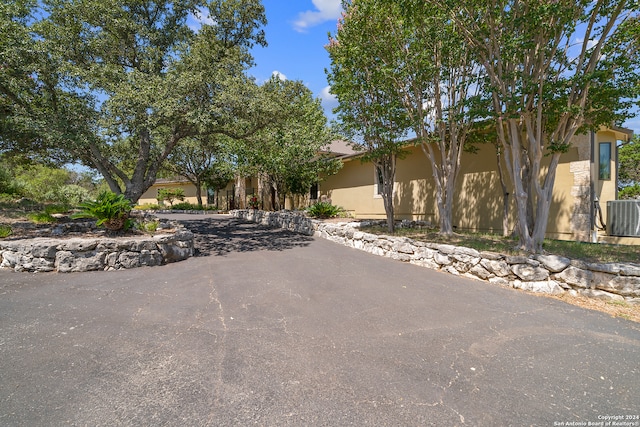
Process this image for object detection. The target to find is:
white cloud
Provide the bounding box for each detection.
[188,7,215,31]
[293,0,342,33]
[320,85,338,110]
[272,70,287,81]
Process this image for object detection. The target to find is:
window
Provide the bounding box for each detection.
[599,142,611,180]
[309,182,318,201]
[375,166,384,196]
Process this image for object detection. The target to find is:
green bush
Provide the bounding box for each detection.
[135,203,161,210]
[619,184,640,200]
[57,184,92,205]
[135,219,159,233]
[44,204,70,215]
[171,202,201,210]
[27,212,57,223]
[157,188,185,206]
[72,191,133,231]
[306,201,345,218]
[0,224,12,238]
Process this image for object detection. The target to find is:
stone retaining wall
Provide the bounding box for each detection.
[232,209,316,235]
[0,224,194,273]
[232,210,640,304]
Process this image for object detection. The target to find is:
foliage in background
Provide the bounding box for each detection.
[619,184,640,200]
[0,158,98,204]
[1,0,270,202]
[27,212,56,223]
[164,136,234,207]
[170,201,207,210]
[135,203,161,210]
[421,0,640,252]
[619,135,640,199]
[157,188,185,206]
[72,191,133,231]
[242,77,341,210]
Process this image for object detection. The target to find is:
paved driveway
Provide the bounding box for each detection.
[1,215,639,426]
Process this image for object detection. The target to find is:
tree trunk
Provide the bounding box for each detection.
[376,155,396,234]
[235,175,246,209]
[495,147,511,237]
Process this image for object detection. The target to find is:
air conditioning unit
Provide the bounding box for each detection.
[607,200,640,237]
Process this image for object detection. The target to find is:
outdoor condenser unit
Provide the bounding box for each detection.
[607,200,640,237]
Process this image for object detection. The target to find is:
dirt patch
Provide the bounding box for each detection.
[545,292,640,324]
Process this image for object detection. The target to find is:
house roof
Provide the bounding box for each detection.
[322,139,360,156]
[153,176,190,185]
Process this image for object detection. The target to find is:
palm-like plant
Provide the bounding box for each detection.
[72,191,133,231]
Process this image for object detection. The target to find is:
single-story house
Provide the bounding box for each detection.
[318,127,638,244]
[138,176,256,210]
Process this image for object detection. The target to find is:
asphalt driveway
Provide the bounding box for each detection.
[1,214,639,426]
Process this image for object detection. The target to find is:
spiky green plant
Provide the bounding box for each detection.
[72,191,133,231]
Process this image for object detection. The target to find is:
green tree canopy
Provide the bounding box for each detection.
[1,0,269,202]
[420,0,640,252]
[242,76,341,210]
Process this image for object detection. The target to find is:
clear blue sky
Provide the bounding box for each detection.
[248,0,341,119]
[245,1,638,135]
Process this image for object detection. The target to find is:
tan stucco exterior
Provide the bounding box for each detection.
[320,128,634,243]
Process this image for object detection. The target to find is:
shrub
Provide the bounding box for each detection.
[306,201,345,218]
[27,212,57,223]
[171,202,200,210]
[157,188,185,206]
[135,203,161,210]
[72,191,133,231]
[44,204,70,215]
[619,184,640,200]
[57,184,92,205]
[135,219,159,233]
[0,224,12,238]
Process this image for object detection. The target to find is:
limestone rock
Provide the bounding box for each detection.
[579,289,625,302]
[536,255,571,273]
[395,243,415,254]
[158,243,192,263]
[118,252,141,269]
[434,252,452,266]
[58,239,98,252]
[389,252,411,262]
[489,277,511,287]
[513,280,564,294]
[436,244,456,254]
[554,266,593,289]
[479,251,503,261]
[410,258,440,270]
[481,259,511,277]
[31,242,58,259]
[506,256,530,265]
[454,247,481,258]
[468,264,493,280]
[593,273,640,297]
[512,264,549,282]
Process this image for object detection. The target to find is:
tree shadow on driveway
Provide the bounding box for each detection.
[178,217,314,257]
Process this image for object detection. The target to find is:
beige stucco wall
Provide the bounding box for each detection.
[138,180,241,208]
[138,181,201,206]
[320,129,631,242]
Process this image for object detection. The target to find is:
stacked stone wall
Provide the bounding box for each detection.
[0,223,194,273]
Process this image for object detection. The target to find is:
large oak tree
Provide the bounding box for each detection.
[1,0,268,202]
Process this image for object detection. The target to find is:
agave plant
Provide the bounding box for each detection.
[72,191,133,231]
